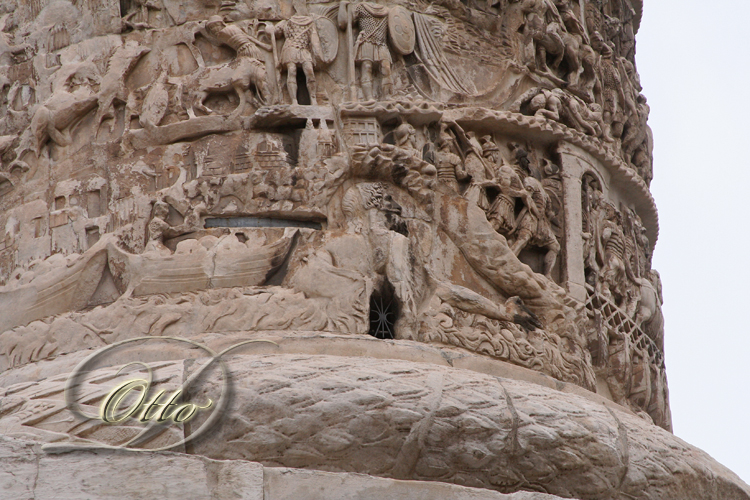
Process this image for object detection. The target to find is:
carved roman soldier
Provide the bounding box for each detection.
[343,1,391,100]
[435,126,462,194]
[511,176,560,278]
[339,2,414,101]
[266,1,323,105]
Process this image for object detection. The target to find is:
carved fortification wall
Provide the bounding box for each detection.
[0,0,747,498]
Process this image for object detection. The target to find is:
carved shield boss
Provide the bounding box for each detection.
[388,6,415,55]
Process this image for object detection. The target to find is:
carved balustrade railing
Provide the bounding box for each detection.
[583,283,665,371]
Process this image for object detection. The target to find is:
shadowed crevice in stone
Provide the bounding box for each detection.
[498,378,522,458]
[392,371,444,479]
[265,229,301,286]
[205,217,323,230]
[606,405,631,492]
[368,280,400,340]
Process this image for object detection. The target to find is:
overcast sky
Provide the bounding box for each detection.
[635,0,750,484]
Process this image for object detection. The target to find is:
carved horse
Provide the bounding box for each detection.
[528,22,583,85]
[94,43,151,133]
[173,57,271,119]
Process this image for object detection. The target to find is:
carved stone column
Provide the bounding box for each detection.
[557,141,589,302]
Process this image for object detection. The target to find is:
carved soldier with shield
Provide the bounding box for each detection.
[266,0,324,105]
[338,1,415,101]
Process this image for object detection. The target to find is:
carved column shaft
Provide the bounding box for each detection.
[558,141,588,302]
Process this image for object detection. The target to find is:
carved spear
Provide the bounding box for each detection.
[265,22,282,104]
[339,2,357,102]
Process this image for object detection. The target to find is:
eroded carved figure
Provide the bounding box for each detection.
[266,0,322,105]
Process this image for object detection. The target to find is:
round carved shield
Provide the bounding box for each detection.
[388,6,415,56]
[315,17,338,65]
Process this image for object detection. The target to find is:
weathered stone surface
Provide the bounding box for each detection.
[0,436,264,500]
[1,350,747,500]
[0,0,741,496]
[0,0,664,416]
[264,467,572,500]
[184,354,748,500]
[1,436,574,500]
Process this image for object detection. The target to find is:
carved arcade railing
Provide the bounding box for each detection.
[584,283,664,370]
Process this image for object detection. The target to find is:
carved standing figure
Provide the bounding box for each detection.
[621,94,650,160]
[459,132,494,211]
[480,136,533,236]
[122,0,171,30]
[339,1,394,101]
[598,42,630,139]
[486,162,533,237]
[266,0,322,105]
[435,126,463,194]
[511,176,560,277]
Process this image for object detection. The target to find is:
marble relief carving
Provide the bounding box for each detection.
[0,0,659,406]
[0,0,714,497]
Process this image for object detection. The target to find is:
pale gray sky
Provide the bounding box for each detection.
[637,0,750,484]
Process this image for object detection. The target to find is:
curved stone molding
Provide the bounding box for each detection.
[0,436,570,500]
[2,353,746,500]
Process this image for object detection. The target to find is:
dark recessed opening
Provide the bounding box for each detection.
[368,281,399,340]
[295,71,311,106]
[205,217,322,230]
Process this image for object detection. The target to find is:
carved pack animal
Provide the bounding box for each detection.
[10,62,100,170]
[173,57,270,119]
[94,42,151,133]
[530,22,583,85]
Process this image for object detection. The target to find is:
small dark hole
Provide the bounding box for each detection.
[296,70,311,106]
[368,281,399,340]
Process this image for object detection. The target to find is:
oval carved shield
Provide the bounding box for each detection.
[388,6,415,55]
[315,17,338,65]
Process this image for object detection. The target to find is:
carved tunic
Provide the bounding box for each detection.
[462,151,489,210]
[278,16,317,66]
[601,58,622,115]
[487,165,524,234]
[517,178,557,248]
[353,3,391,64]
[436,149,461,193]
[488,194,515,234]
